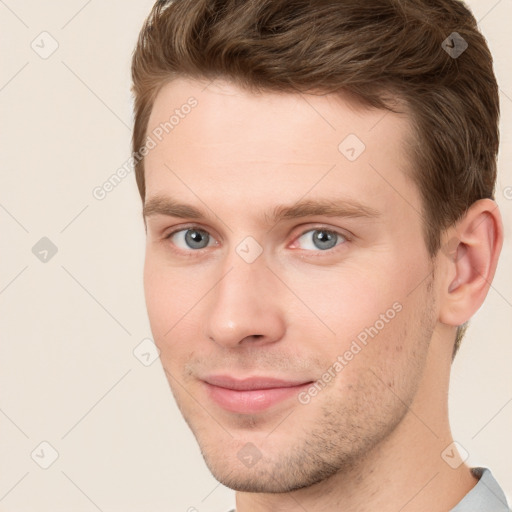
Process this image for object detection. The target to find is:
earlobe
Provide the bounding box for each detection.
[439,199,503,327]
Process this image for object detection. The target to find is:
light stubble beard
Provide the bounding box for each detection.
[166,274,437,493]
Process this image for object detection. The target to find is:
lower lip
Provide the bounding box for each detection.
[203,382,313,414]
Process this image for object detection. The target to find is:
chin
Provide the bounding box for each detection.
[198,439,344,494]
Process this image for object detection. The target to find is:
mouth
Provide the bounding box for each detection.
[201,375,314,414]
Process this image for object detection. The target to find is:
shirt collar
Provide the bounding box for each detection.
[450,467,511,512]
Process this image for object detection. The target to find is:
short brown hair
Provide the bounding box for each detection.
[130,0,500,359]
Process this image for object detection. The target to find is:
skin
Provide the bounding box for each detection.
[142,77,503,512]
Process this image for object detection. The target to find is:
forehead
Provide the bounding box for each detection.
[143,77,420,225]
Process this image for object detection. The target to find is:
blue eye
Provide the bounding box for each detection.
[296,228,346,251]
[166,227,215,250]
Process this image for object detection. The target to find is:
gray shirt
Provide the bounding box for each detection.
[225,467,511,512]
[450,467,511,512]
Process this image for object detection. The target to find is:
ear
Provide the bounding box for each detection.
[438,198,504,327]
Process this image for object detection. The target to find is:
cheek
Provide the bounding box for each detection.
[143,254,191,345]
[282,264,395,343]
[317,307,427,417]
[284,258,429,367]
[335,280,434,397]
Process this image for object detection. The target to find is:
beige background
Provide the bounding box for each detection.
[0,1,511,511]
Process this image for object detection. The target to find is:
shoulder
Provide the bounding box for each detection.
[450,467,511,512]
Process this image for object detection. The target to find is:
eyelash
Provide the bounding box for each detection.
[162,224,351,258]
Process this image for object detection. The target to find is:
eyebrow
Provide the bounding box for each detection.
[143,194,380,225]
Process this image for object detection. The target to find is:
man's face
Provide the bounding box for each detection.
[143,77,438,492]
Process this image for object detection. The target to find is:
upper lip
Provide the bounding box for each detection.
[202,375,313,391]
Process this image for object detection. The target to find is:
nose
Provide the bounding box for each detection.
[204,250,286,349]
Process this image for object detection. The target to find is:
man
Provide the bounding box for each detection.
[131,0,510,510]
